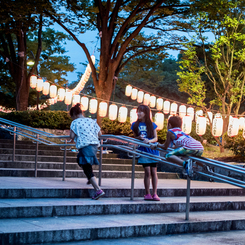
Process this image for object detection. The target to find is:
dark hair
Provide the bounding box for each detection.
[168,116,182,128]
[132,105,154,138]
[69,103,83,117]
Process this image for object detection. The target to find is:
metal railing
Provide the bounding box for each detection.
[1,117,245,221]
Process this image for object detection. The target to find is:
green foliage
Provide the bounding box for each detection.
[0,111,72,130]
[224,131,245,160]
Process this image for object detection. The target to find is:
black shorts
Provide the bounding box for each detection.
[142,163,157,168]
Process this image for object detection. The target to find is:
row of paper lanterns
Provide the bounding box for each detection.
[29,55,95,106]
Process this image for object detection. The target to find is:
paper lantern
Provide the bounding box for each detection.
[163,101,170,114]
[179,105,186,118]
[131,88,138,100]
[118,106,128,123]
[170,103,178,115]
[50,85,57,98]
[54,97,57,104]
[195,110,203,121]
[89,98,98,114]
[150,96,156,108]
[154,112,164,130]
[129,108,137,124]
[239,117,245,130]
[109,104,118,121]
[81,96,89,111]
[98,101,108,117]
[42,82,50,95]
[196,116,206,136]
[156,98,163,110]
[143,93,150,105]
[72,95,81,106]
[214,113,222,118]
[182,116,192,134]
[30,75,37,89]
[125,85,132,97]
[137,91,144,103]
[36,78,43,92]
[187,107,194,121]
[227,117,239,137]
[212,117,223,137]
[64,91,72,105]
[57,88,65,101]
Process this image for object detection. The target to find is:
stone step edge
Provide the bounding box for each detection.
[0,211,244,244]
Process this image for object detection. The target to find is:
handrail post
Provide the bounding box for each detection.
[99,139,103,186]
[185,175,191,220]
[12,126,16,162]
[34,134,39,177]
[130,145,137,200]
[63,139,67,181]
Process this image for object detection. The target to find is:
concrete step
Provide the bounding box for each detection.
[0,148,119,158]
[1,196,245,219]
[0,210,245,244]
[0,178,244,199]
[0,168,178,179]
[0,161,143,171]
[0,154,133,164]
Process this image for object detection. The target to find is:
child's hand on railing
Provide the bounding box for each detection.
[150,143,158,149]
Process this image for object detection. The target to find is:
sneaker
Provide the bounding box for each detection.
[92,189,105,200]
[183,159,193,177]
[144,194,153,200]
[152,194,160,201]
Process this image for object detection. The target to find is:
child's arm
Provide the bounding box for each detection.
[132,131,145,140]
[70,129,76,143]
[157,131,175,150]
[143,129,158,144]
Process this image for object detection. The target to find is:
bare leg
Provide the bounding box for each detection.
[89,176,100,191]
[144,166,151,195]
[167,155,185,166]
[151,167,158,195]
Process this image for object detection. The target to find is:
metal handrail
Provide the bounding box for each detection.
[1,118,245,221]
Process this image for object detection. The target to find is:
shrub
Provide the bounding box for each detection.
[224,131,245,160]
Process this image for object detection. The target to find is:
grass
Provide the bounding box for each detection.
[202,144,235,159]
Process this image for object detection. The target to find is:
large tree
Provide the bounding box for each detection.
[45,0,190,123]
[177,0,245,150]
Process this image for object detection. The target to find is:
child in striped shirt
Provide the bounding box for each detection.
[153,116,204,177]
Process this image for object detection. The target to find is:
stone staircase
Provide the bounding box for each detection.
[0,139,179,179]
[0,139,245,244]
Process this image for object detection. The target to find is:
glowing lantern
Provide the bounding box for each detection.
[72,95,81,106]
[154,112,164,130]
[118,106,128,123]
[131,88,138,100]
[195,110,203,121]
[143,93,150,105]
[227,117,239,137]
[187,107,194,121]
[239,117,245,130]
[30,75,37,89]
[109,104,118,121]
[54,97,57,104]
[163,101,170,114]
[179,105,186,118]
[64,91,72,105]
[98,101,108,117]
[125,85,132,97]
[196,116,206,136]
[130,108,137,124]
[214,113,222,118]
[89,98,98,114]
[42,82,50,95]
[150,96,156,108]
[81,96,89,111]
[36,78,43,92]
[57,88,65,101]
[156,98,163,110]
[182,116,192,134]
[212,117,223,137]
[137,91,144,103]
[50,85,57,98]
[50,98,54,105]
[170,103,178,115]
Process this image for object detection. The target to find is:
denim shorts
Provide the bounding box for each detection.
[165,147,203,159]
